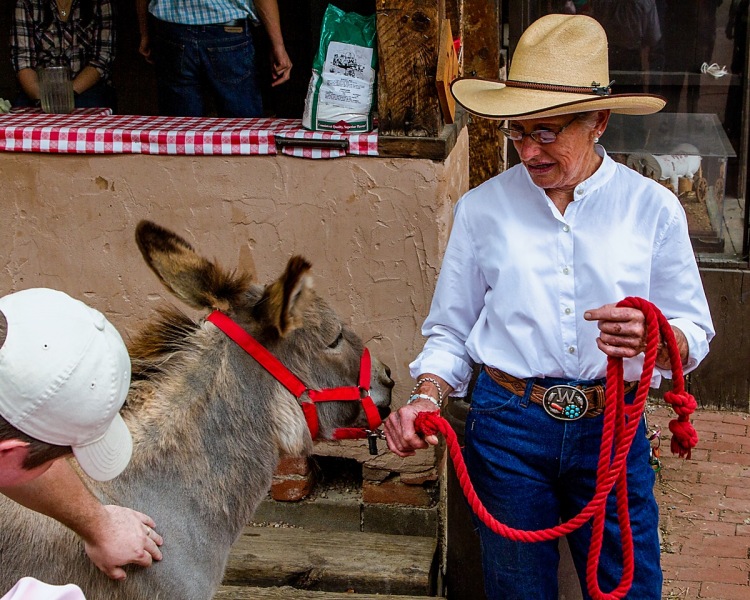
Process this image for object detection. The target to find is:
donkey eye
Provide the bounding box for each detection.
[327,331,344,349]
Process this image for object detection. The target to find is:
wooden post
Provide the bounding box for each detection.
[376,0,444,137]
[463,0,503,188]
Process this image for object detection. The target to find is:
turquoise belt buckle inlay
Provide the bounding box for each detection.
[542,385,589,421]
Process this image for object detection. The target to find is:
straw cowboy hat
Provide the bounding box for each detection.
[451,13,666,120]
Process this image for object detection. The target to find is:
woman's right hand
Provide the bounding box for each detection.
[383,399,440,457]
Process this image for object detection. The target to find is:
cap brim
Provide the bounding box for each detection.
[451,78,666,120]
[72,413,133,482]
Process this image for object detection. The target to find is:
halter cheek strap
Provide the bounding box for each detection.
[205,311,381,442]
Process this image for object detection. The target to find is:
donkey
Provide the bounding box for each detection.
[0,220,393,599]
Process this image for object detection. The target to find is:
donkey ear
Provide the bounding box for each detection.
[257,256,313,337]
[136,220,251,311]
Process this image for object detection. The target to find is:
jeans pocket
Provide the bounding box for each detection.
[468,371,516,415]
[207,38,255,85]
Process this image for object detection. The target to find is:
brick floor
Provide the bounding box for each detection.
[648,403,750,599]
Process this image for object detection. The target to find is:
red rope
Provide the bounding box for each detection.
[414,297,699,600]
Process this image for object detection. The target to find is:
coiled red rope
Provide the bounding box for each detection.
[414,297,699,600]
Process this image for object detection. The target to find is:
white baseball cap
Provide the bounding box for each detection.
[1,577,85,600]
[0,288,132,481]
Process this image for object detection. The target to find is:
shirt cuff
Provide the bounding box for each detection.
[409,349,474,397]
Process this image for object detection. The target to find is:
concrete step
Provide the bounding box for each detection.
[215,586,442,599]
[221,526,438,596]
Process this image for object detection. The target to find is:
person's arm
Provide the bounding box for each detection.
[253,0,292,86]
[0,459,163,580]
[77,0,115,95]
[17,68,41,103]
[136,0,153,62]
[72,66,101,96]
[12,1,39,101]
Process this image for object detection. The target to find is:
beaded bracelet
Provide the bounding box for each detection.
[408,393,441,409]
[410,376,444,403]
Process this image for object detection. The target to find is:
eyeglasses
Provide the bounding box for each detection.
[498,115,579,144]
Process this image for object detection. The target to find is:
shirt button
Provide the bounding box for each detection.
[563,225,570,232]
[576,188,583,196]
[565,307,572,315]
[568,346,576,354]
[563,267,570,275]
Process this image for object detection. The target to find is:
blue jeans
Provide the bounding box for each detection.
[152,18,262,118]
[464,370,661,599]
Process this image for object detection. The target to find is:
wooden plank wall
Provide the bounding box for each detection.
[691,268,750,412]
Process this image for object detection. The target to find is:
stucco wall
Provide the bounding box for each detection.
[0,128,470,469]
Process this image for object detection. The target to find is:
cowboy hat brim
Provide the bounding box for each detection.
[451,78,667,120]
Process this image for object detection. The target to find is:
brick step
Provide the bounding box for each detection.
[220,526,438,596]
[215,586,442,599]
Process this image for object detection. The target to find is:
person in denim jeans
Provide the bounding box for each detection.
[136,0,291,117]
[384,14,714,600]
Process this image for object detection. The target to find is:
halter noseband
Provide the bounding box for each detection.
[206,310,383,453]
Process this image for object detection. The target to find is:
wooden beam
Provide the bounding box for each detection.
[376,0,444,136]
[462,0,503,188]
[378,109,468,159]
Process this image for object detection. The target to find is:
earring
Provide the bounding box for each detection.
[593,137,599,144]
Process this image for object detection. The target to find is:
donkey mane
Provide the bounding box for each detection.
[128,306,201,383]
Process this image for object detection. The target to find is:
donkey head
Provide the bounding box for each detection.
[134,221,393,456]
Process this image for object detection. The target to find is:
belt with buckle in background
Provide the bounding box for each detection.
[220,18,247,27]
[484,366,637,421]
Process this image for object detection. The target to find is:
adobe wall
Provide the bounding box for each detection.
[0,128,470,473]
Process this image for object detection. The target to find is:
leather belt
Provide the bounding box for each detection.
[220,18,247,27]
[484,366,637,420]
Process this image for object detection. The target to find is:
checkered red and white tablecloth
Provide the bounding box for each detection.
[0,111,378,158]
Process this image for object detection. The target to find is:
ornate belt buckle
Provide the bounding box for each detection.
[542,385,588,421]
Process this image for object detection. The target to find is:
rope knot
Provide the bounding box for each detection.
[663,390,698,417]
[414,411,441,437]
[668,419,699,459]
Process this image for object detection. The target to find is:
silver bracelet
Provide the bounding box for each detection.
[411,376,444,403]
[408,393,441,409]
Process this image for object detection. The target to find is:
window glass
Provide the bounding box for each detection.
[516,1,749,258]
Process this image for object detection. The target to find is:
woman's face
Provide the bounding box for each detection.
[509,111,609,194]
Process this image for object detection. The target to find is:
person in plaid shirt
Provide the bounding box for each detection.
[11,0,116,110]
[137,0,291,117]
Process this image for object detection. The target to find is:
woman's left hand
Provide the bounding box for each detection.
[584,303,647,359]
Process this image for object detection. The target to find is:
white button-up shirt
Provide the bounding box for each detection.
[410,148,715,396]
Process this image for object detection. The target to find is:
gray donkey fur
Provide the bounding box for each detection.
[0,221,393,599]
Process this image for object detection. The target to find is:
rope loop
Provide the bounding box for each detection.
[414,411,441,437]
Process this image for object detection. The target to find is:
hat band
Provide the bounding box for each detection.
[504,79,613,96]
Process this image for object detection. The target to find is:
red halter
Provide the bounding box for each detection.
[206,310,382,446]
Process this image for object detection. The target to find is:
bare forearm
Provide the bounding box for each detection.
[72,66,101,95]
[253,0,285,47]
[136,0,149,37]
[1,459,163,579]
[0,459,104,537]
[413,373,454,406]
[17,68,40,101]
